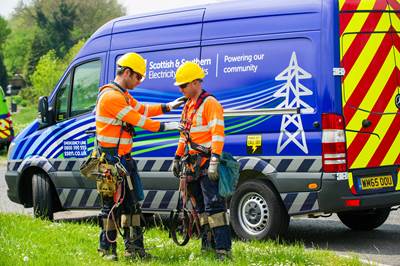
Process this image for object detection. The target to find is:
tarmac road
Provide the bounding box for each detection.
[1,162,399,265]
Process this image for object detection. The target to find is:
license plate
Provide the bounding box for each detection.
[360,175,394,190]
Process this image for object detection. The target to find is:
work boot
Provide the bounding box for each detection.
[215,249,232,261]
[123,226,153,260]
[201,225,215,253]
[98,248,118,261]
[124,248,153,260]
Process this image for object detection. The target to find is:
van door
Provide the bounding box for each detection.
[340,0,400,171]
[339,0,399,195]
[28,58,104,208]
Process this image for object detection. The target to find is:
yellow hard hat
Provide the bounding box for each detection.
[174,61,206,86]
[117,52,146,78]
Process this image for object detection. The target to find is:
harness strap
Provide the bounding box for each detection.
[96,83,133,150]
[181,90,214,156]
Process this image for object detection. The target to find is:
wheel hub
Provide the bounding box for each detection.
[238,192,269,236]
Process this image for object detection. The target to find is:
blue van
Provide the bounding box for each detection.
[5,0,400,239]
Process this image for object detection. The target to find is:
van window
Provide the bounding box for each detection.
[70,60,101,117]
[55,73,71,121]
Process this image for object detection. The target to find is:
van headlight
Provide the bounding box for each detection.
[7,141,16,159]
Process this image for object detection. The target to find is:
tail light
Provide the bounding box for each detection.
[322,113,347,172]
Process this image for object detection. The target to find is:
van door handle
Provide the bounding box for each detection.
[362,119,372,128]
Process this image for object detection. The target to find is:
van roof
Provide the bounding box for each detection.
[76,0,322,60]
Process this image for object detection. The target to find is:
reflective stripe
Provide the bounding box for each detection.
[195,97,210,127]
[144,104,149,117]
[96,115,123,126]
[178,137,186,143]
[212,136,225,142]
[136,116,146,127]
[97,135,132,145]
[208,119,224,128]
[116,106,132,120]
[190,125,209,133]
[133,102,142,112]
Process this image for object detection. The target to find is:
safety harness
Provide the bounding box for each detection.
[169,90,214,246]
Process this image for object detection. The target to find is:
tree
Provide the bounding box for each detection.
[0,16,11,88]
[30,40,85,98]
[0,53,8,89]
[4,0,125,83]
[0,16,11,50]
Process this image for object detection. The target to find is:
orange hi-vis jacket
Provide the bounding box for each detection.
[96,83,167,156]
[176,92,225,158]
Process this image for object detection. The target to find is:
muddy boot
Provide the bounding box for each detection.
[124,226,153,260]
[98,243,117,261]
[215,249,232,261]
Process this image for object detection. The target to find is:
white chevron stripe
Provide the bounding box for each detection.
[71,189,84,207]
[58,189,71,206]
[150,191,166,209]
[87,190,99,207]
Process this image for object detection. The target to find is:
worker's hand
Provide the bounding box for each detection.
[167,96,187,111]
[172,157,181,178]
[208,156,220,181]
[163,122,180,131]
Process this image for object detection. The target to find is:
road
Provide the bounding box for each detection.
[1,163,399,265]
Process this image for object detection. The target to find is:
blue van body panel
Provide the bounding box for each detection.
[202,1,321,40]
[110,9,205,51]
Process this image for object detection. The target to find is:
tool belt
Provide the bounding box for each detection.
[80,149,127,197]
[180,153,208,182]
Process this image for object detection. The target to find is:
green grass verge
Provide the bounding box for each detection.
[0,213,362,266]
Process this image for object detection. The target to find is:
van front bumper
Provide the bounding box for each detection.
[318,173,400,213]
[5,170,21,204]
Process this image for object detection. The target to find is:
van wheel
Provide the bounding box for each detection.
[230,179,289,240]
[32,172,55,221]
[337,208,390,231]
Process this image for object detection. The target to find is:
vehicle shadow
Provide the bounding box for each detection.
[283,215,400,257]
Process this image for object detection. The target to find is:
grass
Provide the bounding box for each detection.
[0,213,363,266]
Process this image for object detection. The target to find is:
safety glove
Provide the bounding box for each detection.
[208,154,220,181]
[161,121,180,131]
[167,96,187,111]
[172,156,181,178]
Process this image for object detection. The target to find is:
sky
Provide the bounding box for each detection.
[0,0,232,19]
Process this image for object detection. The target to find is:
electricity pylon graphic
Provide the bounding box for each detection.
[273,52,313,154]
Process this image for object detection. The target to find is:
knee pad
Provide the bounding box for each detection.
[121,214,141,227]
[199,213,209,226]
[209,212,229,229]
[102,218,117,231]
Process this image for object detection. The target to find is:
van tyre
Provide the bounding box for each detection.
[32,172,55,221]
[337,208,390,231]
[230,180,289,240]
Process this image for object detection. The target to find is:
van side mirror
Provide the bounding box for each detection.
[38,96,52,126]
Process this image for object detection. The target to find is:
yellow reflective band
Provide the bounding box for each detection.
[136,116,146,127]
[97,135,132,145]
[116,106,133,120]
[212,136,225,142]
[133,102,142,112]
[208,119,224,128]
[190,125,209,133]
[96,115,123,126]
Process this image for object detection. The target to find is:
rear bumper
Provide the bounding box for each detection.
[5,170,21,204]
[318,173,400,213]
